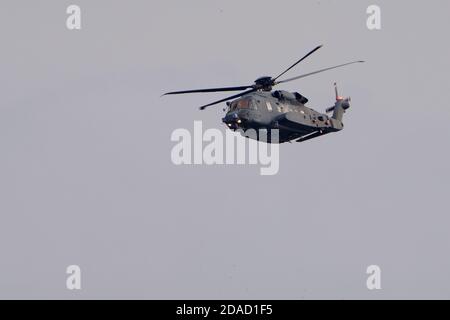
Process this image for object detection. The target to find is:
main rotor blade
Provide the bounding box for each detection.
[276,60,365,84]
[163,85,253,96]
[272,45,323,81]
[199,89,257,110]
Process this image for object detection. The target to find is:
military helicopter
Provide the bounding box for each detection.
[163,45,364,143]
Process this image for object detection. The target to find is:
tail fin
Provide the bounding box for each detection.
[325,83,350,122]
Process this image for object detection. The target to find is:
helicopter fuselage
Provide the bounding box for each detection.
[222,90,345,143]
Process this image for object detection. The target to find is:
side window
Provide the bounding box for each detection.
[265,101,273,111]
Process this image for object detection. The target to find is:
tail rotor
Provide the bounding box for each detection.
[326,82,351,122]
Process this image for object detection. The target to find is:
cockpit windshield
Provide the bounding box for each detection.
[229,98,255,111]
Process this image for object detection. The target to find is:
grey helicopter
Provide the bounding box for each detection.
[163,45,364,143]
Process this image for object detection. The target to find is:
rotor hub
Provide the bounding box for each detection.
[254,76,274,91]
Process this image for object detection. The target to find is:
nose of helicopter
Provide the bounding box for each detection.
[222,111,243,129]
[223,111,238,121]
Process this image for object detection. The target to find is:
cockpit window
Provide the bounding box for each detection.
[230,98,255,111]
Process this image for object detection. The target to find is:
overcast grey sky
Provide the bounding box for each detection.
[1,0,450,299]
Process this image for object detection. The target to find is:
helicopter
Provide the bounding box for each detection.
[163,45,364,143]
